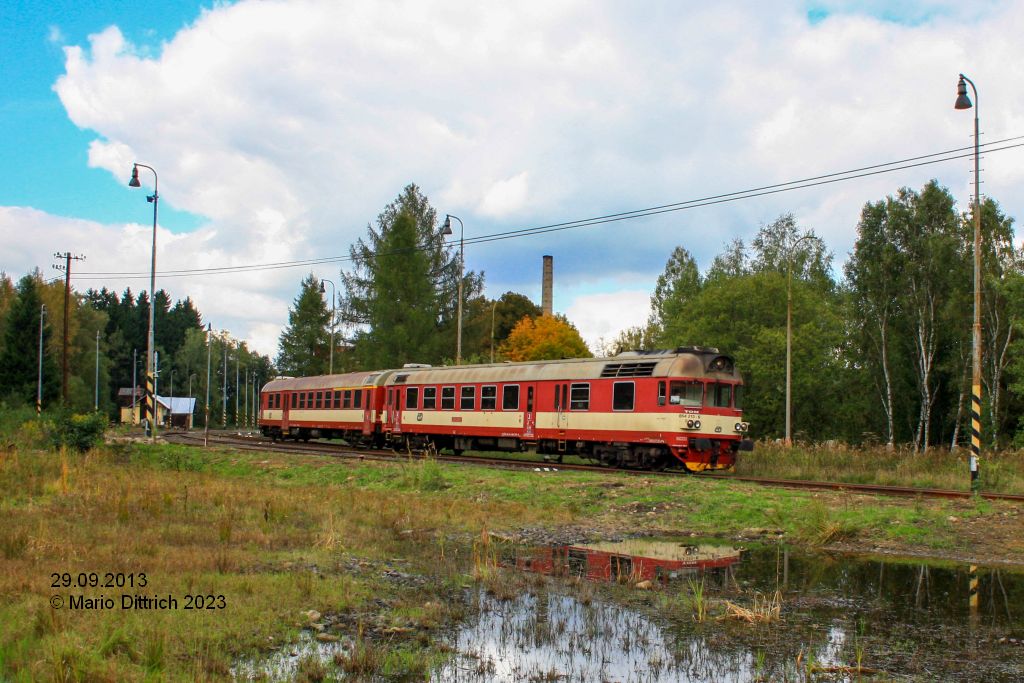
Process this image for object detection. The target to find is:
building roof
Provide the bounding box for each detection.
[155,396,196,415]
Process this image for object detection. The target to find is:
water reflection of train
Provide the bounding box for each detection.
[505,539,743,585]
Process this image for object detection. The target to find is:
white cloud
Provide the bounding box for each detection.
[5,0,1021,360]
[565,290,651,354]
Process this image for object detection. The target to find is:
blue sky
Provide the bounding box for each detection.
[2,1,1021,356]
[1,0,206,231]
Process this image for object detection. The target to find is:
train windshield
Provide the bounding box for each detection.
[707,382,733,408]
[668,381,703,407]
[734,385,743,409]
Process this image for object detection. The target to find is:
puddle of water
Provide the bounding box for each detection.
[434,538,1024,682]
[231,631,350,682]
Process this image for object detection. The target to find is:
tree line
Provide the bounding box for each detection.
[611,180,1023,449]
[0,274,273,426]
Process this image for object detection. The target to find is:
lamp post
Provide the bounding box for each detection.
[319,278,337,374]
[490,300,498,364]
[441,214,465,364]
[128,163,159,442]
[37,304,46,416]
[785,233,820,446]
[955,73,982,494]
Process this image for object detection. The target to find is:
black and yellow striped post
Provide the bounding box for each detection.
[970,387,981,493]
[144,372,155,437]
[968,564,979,615]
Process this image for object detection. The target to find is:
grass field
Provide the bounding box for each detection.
[1,413,1019,681]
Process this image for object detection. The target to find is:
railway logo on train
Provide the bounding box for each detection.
[258,347,753,472]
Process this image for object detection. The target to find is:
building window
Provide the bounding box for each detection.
[460,386,475,410]
[406,387,419,410]
[423,387,437,410]
[481,385,497,410]
[613,382,635,411]
[441,386,455,410]
[502,385,519,411]
[570,383,590,411]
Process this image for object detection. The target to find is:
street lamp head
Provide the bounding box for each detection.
[128,165,141,187]
[319,281,325,294]
[954,75,973,110]
[441,215,453,235]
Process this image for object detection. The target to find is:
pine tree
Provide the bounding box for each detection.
[276,274,331,376]
[0,274,59,406]
[341,184,480,368]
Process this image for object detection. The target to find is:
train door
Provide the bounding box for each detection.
[523,384,536,438]
[281,391,290,432]
[361,388,373,436]
[392,387,404,434]
[556,383,569,433]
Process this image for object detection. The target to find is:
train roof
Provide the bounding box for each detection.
[260,348,741,392]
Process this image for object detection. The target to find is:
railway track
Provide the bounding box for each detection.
[162,430,1024,503]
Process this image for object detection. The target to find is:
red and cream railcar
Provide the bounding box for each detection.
[377,347,750,471]
[259,370,392,444]
[259,347,751,471]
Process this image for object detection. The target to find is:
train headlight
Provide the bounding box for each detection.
[735,422,743,432]
[686,419,694,429]
[693,420,701,430]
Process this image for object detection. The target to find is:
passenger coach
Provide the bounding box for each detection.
[259,347,752,472]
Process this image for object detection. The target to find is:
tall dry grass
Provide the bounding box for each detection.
[735,440,1024,494]
[0,435,550,682]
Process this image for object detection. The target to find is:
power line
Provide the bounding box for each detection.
[73,136,1024,282]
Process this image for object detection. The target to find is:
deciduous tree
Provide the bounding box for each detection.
[499,314,591,362]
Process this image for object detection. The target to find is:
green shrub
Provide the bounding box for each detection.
[46,411,108,453]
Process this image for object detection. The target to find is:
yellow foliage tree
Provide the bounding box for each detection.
[499,314,592,362]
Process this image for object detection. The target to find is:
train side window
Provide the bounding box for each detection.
[317,391,325,409]
[554,385,560,411]
[709,382,732,408]
[354,389,363,409]
[291,393,297,409]
[441,386,455,410]
[613,382,635,411]
[460,386,475,410]
[308,391,315,408]
[298,392,306,409]
[527,386,534,411]
[502,385,519,410]
[669,381,702,407]
[570,383,590,411]
[342,390,351,409]
[481,385,497,410]
[333,391,341,409]
[658,381,666,406]
[277,393,282,409]
[405,387,419,410]
[423,387,437,410]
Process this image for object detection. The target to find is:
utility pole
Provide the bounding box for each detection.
[53,252,85,404]
[222,344,228,428]
[204,324,212,447]
[94,330,100,411]
[37,304,46,416]
[235,352,240,428]
[132,348,138,424]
